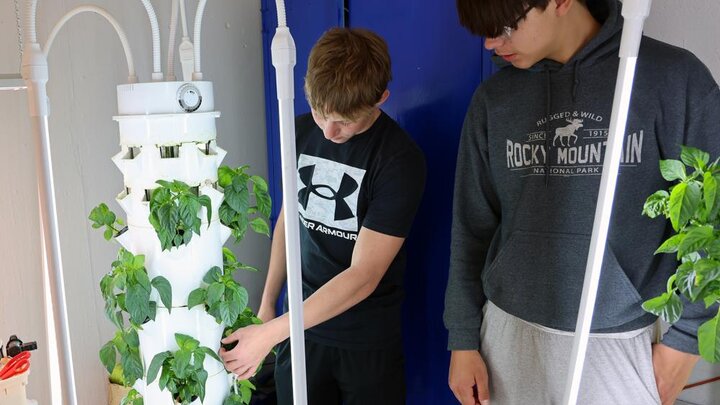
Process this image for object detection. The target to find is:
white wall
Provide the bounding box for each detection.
[645,1,720,403]
[0,1,269,404]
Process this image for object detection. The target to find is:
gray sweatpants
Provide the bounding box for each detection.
[480,301,661,405]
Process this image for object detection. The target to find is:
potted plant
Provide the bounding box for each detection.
[642,145,720,363]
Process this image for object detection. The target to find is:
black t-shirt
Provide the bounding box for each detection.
[289,111,426,349]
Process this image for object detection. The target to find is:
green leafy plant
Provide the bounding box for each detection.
[187,248,251,327]
[146,333,223,405]
[99,248,172,329]
[218,166,271,243]
[89,203,126,240]
[642,145,720,362]
[99,327,144,387]
[120,389,144,405]
[149,180,212,251]
[223,379,256,405]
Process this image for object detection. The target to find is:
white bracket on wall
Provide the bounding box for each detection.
[0,73,26,91]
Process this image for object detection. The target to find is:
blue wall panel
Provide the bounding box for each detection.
[262,1,492,403]
[347,3,485,403]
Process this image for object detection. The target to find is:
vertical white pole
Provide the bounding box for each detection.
[22,41,78,405]
[562,1,652,404]
[271,19,309,405]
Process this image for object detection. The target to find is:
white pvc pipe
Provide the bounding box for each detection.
[192,0,208,81]
[562,1,652,404]
[167,0,179,81]
[139,0,163,81]
[271,0,308,402]
[43,5,138,83]
[179,0,190,38]
[23,3,77,404]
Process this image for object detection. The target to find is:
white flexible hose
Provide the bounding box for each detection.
[139,0,162,80]
[192,0,208,80]
[167,0,179,81]
[43,5,137,83]
[275,0,287,27]
[25,0,38,44]
[179,0,189,38]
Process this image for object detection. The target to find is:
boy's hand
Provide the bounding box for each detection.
[652,343,699,405]
[220,323,277,380]
[449,350,490,405]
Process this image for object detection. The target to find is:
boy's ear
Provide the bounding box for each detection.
[376,89,390,107]
[554,0,575,17]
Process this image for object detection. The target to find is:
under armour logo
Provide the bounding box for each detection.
[298,164,359,221]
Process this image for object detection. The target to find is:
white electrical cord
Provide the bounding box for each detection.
[43,5,137,83]
[139,0,163,81]
[192,0,208,81]
[167,0,179,81]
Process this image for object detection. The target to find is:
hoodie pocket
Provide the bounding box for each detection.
[482,230,646,331]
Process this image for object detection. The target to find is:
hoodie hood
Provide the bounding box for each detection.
[492,0,622,73]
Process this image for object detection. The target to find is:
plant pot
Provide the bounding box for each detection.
[112,142,226,192]
[107,382,131,405]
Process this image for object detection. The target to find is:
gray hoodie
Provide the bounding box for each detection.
[444,0,720,354]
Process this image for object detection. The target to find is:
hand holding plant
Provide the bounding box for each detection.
[642,146,720,362]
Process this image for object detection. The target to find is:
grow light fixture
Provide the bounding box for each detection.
[0,73,26,91]
[563,1,653,405]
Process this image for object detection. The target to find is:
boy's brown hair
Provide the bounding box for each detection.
[456,0,585,38]
[304,28,391,121]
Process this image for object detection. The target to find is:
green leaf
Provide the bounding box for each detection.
[218,166,235,188]
[203,266,223,284]
[174,333,195,350]
[121,351,144,386]
[678,226,715,258]
[200,347,222,365]
[660,159,687,182]
[197,369,209,402]
[642,292,683,324]
[207,283,226,307]
[249,217,270,236]
[219,302,234,326]
[99,340,116,373]
[146,351,171,384]
[698,311,720,363]
[151,276,173,310]
[681,146,710,171]
[704,172,719,219]
[173,350,192,379]
[669,182,701,231]
[187,288,207,309]
[126,284,151,325]
[655,234,686,255]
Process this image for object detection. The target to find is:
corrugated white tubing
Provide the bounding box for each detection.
[192,0,208,80]
[139,0,162,80]
[167,0,179,81]
[43,5,137,83]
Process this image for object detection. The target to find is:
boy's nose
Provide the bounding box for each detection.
[484,36,504,50]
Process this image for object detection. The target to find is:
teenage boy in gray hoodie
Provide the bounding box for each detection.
[444,0,720,404]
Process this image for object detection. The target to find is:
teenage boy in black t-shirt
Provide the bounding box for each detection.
[220,28,426,405]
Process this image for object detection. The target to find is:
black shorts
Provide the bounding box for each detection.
[274,338,406,405]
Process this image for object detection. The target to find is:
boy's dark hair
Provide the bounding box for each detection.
[456,0,585,38]
[304,28,391,121]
